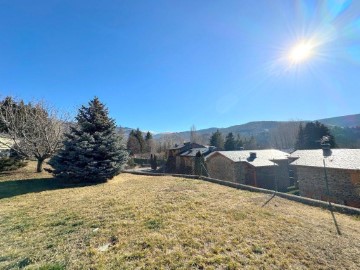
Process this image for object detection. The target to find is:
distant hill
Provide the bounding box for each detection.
[152,121,304,149]
[317,114,360,127]
[116,127,134,138]
[153,114,360,141]
[153,121,289,141]
[121,113,360,149]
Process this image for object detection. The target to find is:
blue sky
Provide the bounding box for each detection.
[0,0,359,132]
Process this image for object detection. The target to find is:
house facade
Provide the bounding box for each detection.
[166,142,214,173]
[290,149,360,208]
[177,147,214,174]
[0,136,13,158]
[206,149,291,191]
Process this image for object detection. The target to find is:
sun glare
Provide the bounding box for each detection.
[289,41,314,64]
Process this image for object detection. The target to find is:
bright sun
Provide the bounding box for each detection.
[289,41,314,64]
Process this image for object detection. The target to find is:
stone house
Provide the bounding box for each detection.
[166,142,210,173]
[205,149,291,191]
[167,142,206,159]
[290,149,360,208]
[177,147,214,174]
[0,136,13,158]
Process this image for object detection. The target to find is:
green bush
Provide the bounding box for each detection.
[0,157,27,172]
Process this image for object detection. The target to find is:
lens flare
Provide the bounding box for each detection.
[289,41,315,64]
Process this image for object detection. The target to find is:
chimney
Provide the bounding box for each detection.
[321,143,331,157]
[250,152,257,159]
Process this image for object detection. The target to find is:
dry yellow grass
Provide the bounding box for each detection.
[0,162,359,269]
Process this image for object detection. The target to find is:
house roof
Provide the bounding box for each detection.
[180,147,212,157]
[0,136,13,151]
[169,142,206,150]
[206,149,289,167]
[290,149,360,170]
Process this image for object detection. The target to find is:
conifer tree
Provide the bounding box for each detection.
[48,97,128,183]
[127,128,146,154]
[194,151,208,176]
[235,134,244,149]
[127,131,141,154]
[295,121,336,149]
[224,132,236,150]
[244,136,257,150]
[135,128,145,152]
[150,154,157,170]
[145,131,152,141]
[145,131,153,153]
[209,129,224,149]
[295,124,305,149]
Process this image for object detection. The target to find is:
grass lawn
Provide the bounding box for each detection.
[0,162,359,269]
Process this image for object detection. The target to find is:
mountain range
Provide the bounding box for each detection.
[153,113,359,139]
[120,113,360,148]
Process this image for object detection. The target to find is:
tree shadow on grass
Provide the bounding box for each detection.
[0,178,97,200]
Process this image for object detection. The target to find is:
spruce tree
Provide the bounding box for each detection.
[209,129,224,149]
[145,131,153,153]
[127,128,145,154]
[145,131,152,141]
[127,131,141,154]
[235,134,244,149]
[295,121,336,149]
[49,97,128,183]
[244,136,257,150]
[194,151,208,176]
[295,124,305,149]
[224,132,236,150]
[135,128,145,152]
[150,154,157,170]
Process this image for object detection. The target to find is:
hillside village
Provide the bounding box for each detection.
[1,1,360,267]
[1,97,359,210]
[160,141,360,208]
[0,97,359,269]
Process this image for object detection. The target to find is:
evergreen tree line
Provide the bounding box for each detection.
[295,121,336,149]
[209,129,257,150]
[209,121,338,151]
[126,129,153,155]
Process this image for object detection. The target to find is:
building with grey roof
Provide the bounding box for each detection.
[0,136,14,157]
[291,149,360,170]
[205,149,292,191]
[166,142,214,174]
[290,149,360,208]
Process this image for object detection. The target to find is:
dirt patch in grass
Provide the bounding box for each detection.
[0,162,359,269]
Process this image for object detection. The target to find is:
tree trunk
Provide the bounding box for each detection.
[36,158,45,173]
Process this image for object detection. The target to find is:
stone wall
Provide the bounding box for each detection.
[273,160,291,191]
[206,154,237,182]
[294,166,360,208]
[255,166,276,190]
[176,156,194,174]
[206,155,291,190]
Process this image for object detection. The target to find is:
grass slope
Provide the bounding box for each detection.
[0,162,359,269]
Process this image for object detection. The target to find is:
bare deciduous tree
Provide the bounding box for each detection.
[0,98,65,172]
[270,121,301,151]
[190,124,198,144]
